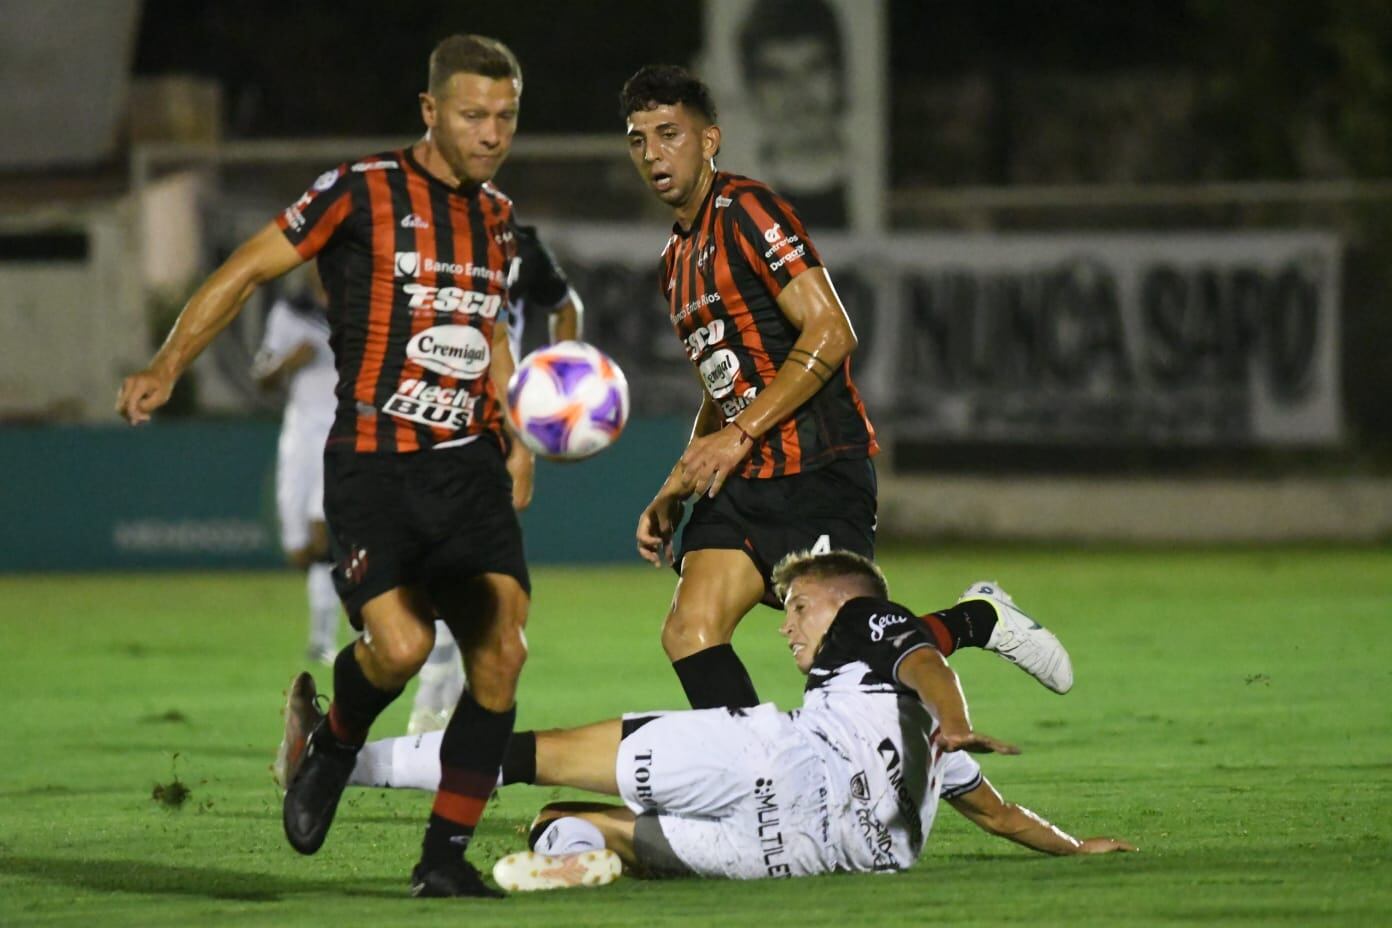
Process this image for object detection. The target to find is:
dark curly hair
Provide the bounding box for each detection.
[619,64,718,123]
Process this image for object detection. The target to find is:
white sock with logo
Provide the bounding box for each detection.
[347,731,444,790]
[532,817,606,855]
[306,563,340,653]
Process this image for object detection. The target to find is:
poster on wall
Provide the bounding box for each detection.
[538,224,1343,447]
[697,0,888,233]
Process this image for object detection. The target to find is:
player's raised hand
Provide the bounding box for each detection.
[116,369,175,425]
[679,423,752,498]
[1075,837,1138,854]
[938,730,1021,755]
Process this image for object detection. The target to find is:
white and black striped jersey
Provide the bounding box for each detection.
[791,597,983,872]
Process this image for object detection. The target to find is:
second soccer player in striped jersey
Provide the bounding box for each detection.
[622,65,879,710]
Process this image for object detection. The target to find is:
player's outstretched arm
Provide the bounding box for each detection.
[948,778,1138,855]
[679,267,856,497]
[117,223,304,424]
[492,320,534,510]
[897,648,1020,756]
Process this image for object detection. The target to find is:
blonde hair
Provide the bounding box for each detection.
[771,549,888,603]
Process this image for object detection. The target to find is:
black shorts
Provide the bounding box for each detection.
[324,439,530,627]
[676,456,876,608]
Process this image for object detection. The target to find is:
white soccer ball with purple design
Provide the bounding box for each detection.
[506,341,630,461]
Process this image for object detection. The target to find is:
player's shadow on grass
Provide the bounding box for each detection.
[0,855,401,902]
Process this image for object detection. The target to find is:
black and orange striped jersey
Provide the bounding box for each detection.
[660,172,878,478]
[276,148,517,454]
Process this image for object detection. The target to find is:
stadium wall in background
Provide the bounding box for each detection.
[0,419,689,571]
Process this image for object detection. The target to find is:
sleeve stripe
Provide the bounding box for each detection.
[891,642,936,683]
[940,772,984,800]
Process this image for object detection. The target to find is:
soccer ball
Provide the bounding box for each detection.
[506,340,630,461]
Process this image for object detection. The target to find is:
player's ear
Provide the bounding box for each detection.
[702,123,722,161]
[419,92,437,129]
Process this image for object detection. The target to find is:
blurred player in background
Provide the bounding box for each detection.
[118,34,535,898]
[304,551,1099,889]
[250,267,341,665]
[620,64,880,711]
[409,224,584,735]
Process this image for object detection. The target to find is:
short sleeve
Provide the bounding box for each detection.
[725,187,823,297]
[513,226,571,310]
[828,597,939,685]
[276,165,354,260]
[938,750,984,800]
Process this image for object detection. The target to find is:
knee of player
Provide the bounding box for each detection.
[371,628,434,680]
[660,611,722,658]
[488,627,528,677]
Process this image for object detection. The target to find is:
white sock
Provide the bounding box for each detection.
[413,621,465,715]
[533,817,606,855]
[306,563,340,653]
[347,731,444,790]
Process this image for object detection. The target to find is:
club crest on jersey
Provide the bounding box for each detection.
[490,224,514,245]
[697,243,716,270]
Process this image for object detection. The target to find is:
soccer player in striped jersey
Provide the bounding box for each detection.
[118,34,536,898]
[620,64,881,711]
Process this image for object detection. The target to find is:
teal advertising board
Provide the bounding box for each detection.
[0,418,689,571]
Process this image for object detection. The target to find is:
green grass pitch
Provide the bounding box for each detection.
[2,545,1389,926]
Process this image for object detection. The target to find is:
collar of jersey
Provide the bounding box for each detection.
[672,171,726,239]
[403,145,484,198]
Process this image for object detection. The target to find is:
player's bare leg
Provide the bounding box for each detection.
[532,719,623,793]
[410,572,528,898]
[283,587,433,855]
[662,549,766,708]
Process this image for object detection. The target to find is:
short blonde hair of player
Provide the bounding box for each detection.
[771,549,889,603]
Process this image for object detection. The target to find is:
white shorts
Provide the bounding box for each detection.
[615,704,836,880]
[275,427,326,553]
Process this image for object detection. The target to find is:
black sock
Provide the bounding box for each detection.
[927,601,998,651]
[500,730,536,786]
[421,691,515,866]
[672,644,759,709]
[327,644,403,746]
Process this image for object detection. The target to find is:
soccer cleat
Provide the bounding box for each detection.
[282,717,358,855]
[491,849,622,892]
[407,706,452,736]
[960,581,1074,695]
[273,672,324,791]
[411,858,505,898]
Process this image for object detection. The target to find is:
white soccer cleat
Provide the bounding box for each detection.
[959,581,1073,695]
[273,671,325,791]
[491,849,622,892]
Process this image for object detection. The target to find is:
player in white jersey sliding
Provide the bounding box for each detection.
[280,550,1128,890]
[251,275,340,664]
[407,223,583,735]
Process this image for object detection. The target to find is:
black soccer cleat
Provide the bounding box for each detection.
[411,858,505,899]
[282,718,358,855]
